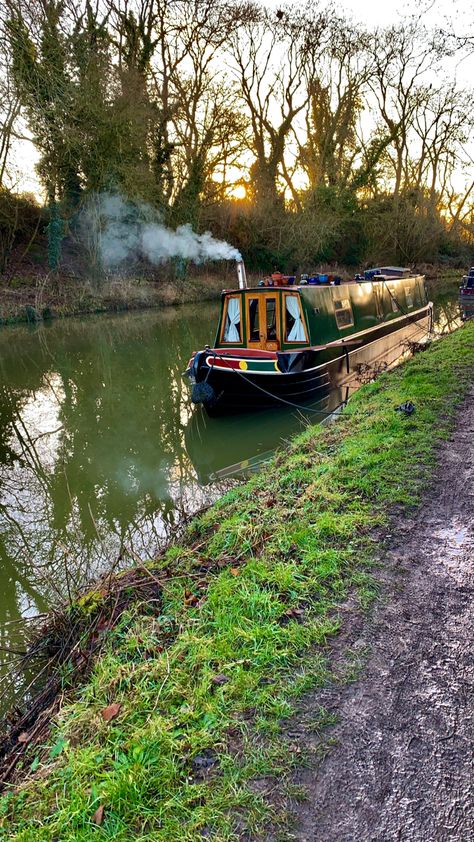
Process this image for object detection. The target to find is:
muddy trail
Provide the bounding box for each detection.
[282,387,474,842]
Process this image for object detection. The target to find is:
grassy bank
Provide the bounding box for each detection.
[1,323,474,840]
[0,273,226,326]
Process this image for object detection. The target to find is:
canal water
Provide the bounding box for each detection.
[0,285,465,706]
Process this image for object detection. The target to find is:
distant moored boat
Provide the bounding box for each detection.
[460,267,474,298]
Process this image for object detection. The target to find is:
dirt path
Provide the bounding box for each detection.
[287,387,474,842]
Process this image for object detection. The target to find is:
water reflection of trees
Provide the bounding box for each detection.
[0,305,220,689]
[433,294,463,335]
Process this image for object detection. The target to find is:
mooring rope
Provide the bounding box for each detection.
[381,278,445,338]
[382,280,409,317]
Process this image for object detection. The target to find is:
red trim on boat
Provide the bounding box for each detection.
[206,357,245,370]
[210,348,277,359]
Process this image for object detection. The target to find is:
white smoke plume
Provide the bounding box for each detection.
[94,192,241,268]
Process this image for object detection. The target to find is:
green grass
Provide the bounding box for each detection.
[2,323,474,841]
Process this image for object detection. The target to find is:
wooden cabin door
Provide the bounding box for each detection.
[246,293,281,351]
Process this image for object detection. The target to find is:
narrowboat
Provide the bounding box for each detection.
[184,263,433,415]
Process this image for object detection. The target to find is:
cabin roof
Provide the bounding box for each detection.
[221,275,422,296]
[221,280,368,295]
[221,284,350,294]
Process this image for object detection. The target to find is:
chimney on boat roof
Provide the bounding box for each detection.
[236,259,248,289]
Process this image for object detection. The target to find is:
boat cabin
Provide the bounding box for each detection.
[215,274,427,352]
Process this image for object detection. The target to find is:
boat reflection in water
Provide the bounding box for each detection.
[185,385,350,483]
[460,299,474,322]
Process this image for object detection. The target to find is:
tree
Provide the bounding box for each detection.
[297,21,373,193]
[155,0,247,224]
[6,1,82,206]
[230,2,329,208]
[0,61,22,188]
[369,20,448,198]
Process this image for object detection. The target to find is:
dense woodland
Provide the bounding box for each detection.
[0,0,474,282]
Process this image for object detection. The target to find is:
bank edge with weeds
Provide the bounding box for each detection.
[1,323,474,841]
[0,273,224,327]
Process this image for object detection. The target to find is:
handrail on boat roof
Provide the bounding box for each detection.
[221,275,423,295]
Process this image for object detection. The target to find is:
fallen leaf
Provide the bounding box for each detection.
[281,607,305,624]
[17,732,29,743]
[92,805,104,826]
[211,674,229,686]
[191,749,217,772]
[101,702,121,723]
[230,568,240,577]
[96,618,112,633]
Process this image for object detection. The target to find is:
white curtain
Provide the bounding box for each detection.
[286,296,306,341]
[224,297,241,342]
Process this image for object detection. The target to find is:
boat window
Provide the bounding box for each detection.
[222,296,241,342]
[285,295,307,341]
[334,298,354,329]
[265,297,277,340]
[248,297,260,341]
[404,286,414,308]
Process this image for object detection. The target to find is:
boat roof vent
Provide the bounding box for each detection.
[364,266,411,280]
[377,266,411,278]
